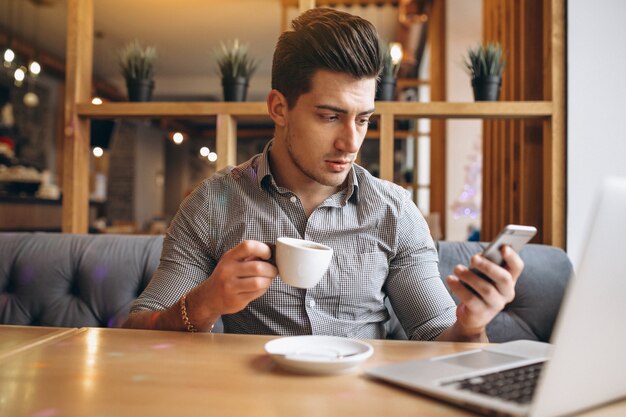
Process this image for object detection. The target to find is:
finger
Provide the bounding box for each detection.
[233,276,275,294]
[237,259,278,279]
[235,287,272,303]
[224,240,273,262]
[501,245,524,281]
[453,264,501,302]
[446,275,487,312]
[468,255,515,301]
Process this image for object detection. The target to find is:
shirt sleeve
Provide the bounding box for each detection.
[130,181,217,312]
[384,194,457,340]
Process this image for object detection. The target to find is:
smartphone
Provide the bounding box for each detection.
[482,224,538,265]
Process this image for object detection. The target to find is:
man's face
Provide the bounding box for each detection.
[279,70,376,189]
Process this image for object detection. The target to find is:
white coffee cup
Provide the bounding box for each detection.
[275,237,333,289]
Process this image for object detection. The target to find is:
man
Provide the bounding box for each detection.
[123,8,523,342]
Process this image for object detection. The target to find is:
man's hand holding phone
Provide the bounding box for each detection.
[445,225,535,340]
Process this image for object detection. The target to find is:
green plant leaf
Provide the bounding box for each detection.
[213,39,259,80]
[119,40,157,80]
[463,42,505,79]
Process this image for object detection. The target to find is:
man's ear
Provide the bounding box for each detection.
[267,89,288,127]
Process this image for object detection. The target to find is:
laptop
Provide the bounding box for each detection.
[366,176,626,417]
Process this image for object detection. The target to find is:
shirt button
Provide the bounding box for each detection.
[308,299,316,308]
[290,196,297,203]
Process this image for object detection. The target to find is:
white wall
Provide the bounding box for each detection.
[446,0,483,241]
[567,0,626,265]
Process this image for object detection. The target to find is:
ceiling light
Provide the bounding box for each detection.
[92,147,104,158]
[91,97,103,105]
[208,152,217,162]
[199,146,210,157]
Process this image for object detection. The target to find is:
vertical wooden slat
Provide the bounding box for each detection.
[516,0,525,224]
[429,0,446,238]
[281,3,289,32]
[480,0,562,245]
[521,0,544,241]
[379,113,394,182]
[299,0,316,13]
[482,121,489,237]
[55,83,65,188]
[483,0,496,240]
[62,0,93,233]
[545,0,566,247]
[216,114,237,171]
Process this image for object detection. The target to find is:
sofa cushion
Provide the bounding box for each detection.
[436,241,572,342]
[0,233,163,328]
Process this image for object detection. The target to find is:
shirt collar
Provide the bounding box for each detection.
[255,139,359,205]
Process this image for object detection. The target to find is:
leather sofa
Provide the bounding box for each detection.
[0,232,572,342]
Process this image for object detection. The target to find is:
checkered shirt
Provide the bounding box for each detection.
[131,140,456,340]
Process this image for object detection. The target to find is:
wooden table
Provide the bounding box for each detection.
[0,325,76,360]
[0,327,624,417]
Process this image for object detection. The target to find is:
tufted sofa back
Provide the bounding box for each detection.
[0,233,163,328]
[0,233,572,342]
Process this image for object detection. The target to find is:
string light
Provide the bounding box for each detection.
[23,92,39,107]
[3,48,15,64]
[91,97,103,105]
[172,132,184,145]
[14,67,25,82]
[208,152,217,162]
[199,146,210,157]
[29,61,41,75]
[92,147,104,158]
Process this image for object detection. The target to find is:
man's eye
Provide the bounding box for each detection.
[358,118,371,126]
[321,114,339,122]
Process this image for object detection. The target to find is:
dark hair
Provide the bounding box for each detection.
[271,8,382,108]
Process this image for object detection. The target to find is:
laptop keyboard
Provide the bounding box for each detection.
[442,362,545,405]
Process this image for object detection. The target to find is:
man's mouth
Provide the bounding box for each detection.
[325,159,353,172]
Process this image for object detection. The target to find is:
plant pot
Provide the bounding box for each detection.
[471,76,501,101]
[126,78,155,102]
[222,76,249,102]
[376,76,396,101]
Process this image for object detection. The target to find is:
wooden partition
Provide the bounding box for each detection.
[481,0,565,246]
[64,0,565,247]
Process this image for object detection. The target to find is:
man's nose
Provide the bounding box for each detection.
[336,121,361,154]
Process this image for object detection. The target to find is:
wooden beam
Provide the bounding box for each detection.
[62,0,93,234]
[379,112,394,181]
[76,101,552,119]
[429,0,446,238]
[283,0,399,6]
[216,114,237,171]
[544,0,566,248]
[299,0,316,13]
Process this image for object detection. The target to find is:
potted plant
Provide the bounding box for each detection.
[376,41,403,101]
[464,42,505,101]
[214,39,258,102]
[119,40,157,102]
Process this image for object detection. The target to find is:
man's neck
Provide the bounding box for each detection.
[268,145,346,217]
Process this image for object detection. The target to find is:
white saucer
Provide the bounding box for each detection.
[264,335,374,374]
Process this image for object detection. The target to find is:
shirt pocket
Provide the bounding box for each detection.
[332,251,389,320]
